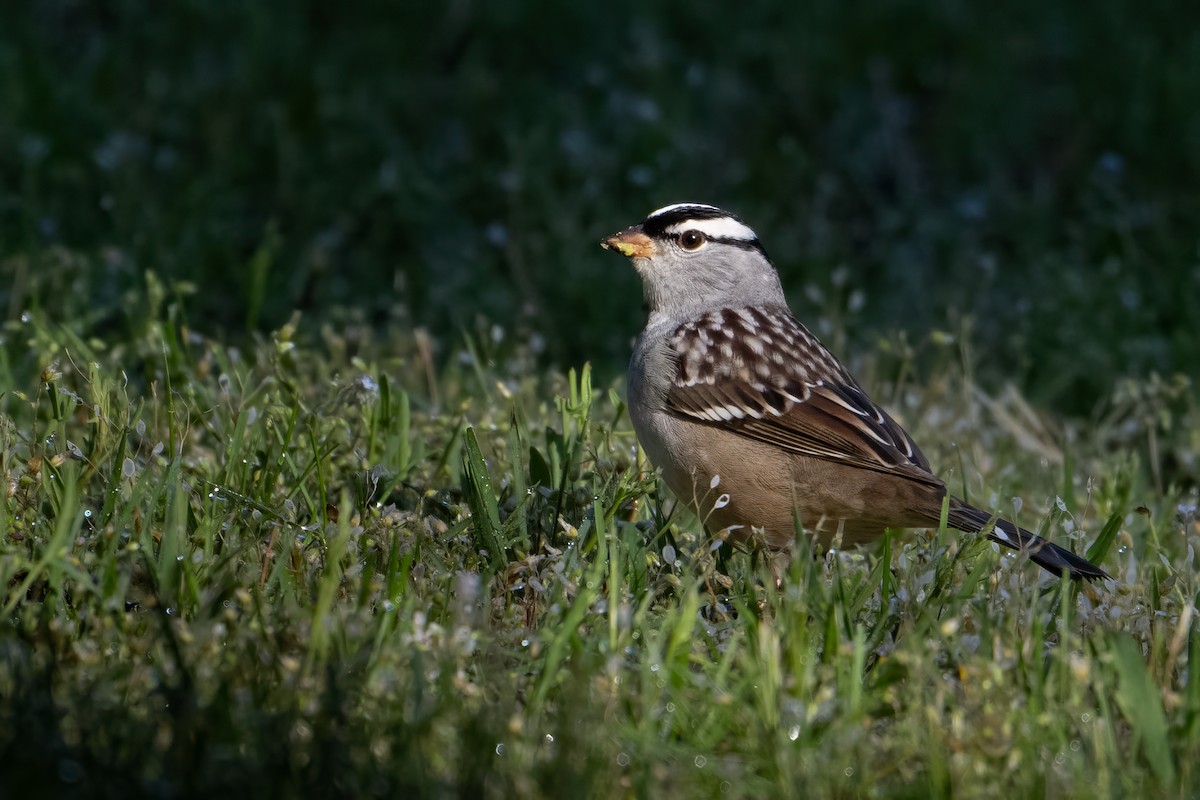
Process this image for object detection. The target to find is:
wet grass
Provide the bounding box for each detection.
[0,300,1197,797]
[2,1,1200,796]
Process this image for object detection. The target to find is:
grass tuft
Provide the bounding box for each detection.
[0,310,1194,795]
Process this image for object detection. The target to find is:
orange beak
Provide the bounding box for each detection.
[601,226,655,259]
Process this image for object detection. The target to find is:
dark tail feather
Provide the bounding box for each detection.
[947,500,1110,581]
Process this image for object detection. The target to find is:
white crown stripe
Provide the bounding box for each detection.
[662,217,758,242]
[647,202,723,218]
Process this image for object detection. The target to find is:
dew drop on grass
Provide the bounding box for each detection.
[788,725,800,741]
[494,743,505,756]
[543,733,554,744]
[123,458,135,478]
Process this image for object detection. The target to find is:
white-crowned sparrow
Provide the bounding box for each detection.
[603,203,1108,580]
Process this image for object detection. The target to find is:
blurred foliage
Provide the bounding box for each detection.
[2,0,1199,411]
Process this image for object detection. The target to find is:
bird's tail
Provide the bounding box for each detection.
[947,499,1109,581]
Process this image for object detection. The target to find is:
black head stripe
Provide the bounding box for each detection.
[641,205,768,258]
[709,236,769,257]
[641,204,738,237]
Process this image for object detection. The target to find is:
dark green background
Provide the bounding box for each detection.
[3,0,1198,409]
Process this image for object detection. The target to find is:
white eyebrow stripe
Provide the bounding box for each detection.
[663,216,758,241]
[648,202,722,218]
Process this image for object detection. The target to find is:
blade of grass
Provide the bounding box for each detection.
[461,426,505,574]
[1086,509,1123,567]
[1110,633,1176,786]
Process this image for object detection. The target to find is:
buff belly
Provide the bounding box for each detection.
[631,402,934,550]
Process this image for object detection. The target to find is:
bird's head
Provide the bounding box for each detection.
[602,203,786,321]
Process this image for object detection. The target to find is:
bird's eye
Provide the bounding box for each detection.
[678,230,706,251]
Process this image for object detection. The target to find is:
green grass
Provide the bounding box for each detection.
[1,301,1197,797]
[2,1,1200,795]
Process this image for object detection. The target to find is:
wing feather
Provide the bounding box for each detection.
[664,306,933,480]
